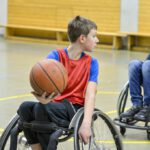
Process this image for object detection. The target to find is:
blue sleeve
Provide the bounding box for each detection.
[46,50,60,61]
[89,57,99,83]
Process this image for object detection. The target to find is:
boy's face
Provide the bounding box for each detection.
[82,29,99,52]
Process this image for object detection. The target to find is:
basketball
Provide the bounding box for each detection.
[30,59,68,96]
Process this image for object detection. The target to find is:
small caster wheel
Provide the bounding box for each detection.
[147,130,150,140]
[120,127,126,135]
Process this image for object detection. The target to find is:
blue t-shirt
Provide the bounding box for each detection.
[46,48,99,83]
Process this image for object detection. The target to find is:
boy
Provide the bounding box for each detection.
[120,54,150,121]
[17,16,99,150]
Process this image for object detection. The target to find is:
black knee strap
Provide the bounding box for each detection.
[19,120,59,133]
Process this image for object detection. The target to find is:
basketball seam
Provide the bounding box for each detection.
[31,69,44,93]
[37,62,61,93]
[52,61,66,91]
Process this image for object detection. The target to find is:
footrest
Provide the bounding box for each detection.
[114,118,150,130]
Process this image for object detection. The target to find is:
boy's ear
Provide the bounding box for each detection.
[79,34,86,43]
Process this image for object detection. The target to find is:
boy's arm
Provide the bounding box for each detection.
[78,81,97,144]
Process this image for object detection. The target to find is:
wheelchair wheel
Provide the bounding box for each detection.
[117,81,129,116]
[0,114,20,150]
[74,110,123,150]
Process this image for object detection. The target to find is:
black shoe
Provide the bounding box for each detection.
[120,106,142,119]
[134,106,150,121]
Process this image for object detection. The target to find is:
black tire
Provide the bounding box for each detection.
[147,130,150,140]
[120,127,126,136]
[0,114,19,150]
[74,110,123,150]
[117,82,129,116]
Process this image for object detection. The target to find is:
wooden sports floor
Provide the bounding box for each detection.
[0,36,150,149]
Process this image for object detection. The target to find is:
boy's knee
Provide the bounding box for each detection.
[129,60,142,72]
[18,102,31,114]
[142,60,150,73]
[17,101,36,121]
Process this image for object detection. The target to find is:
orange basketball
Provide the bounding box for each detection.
[30,59,68,96]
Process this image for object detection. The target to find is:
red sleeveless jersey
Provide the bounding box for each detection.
[54,49,92,106]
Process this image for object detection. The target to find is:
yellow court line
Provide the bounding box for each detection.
[44,137,150,144]
[0,94,32,102]
[0,128,3,132]
[97,91,119,95]
[123,141,150,144]
[0,130,149,145]
[96,140,150,144]
[0,90,119,102]
[106,110,117,115]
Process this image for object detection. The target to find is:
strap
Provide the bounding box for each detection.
[18,120,59,133]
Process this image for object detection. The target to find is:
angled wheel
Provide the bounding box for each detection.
[117,81,129,116]
[74,109,123,150]
[0,114,20,150]
[0,114,30,150]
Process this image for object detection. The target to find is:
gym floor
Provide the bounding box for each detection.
[0,36,150,149]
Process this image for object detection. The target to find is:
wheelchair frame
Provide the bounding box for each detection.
[0,107,123,150]
[114,81,150,140]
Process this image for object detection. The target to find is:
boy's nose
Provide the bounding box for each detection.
[96,37,100,43]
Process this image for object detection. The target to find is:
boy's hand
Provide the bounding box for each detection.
[78,122,91,145]
[31,91,59,104]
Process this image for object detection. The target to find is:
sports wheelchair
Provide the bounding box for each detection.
[0,107,123,150]
[114,81,150,140]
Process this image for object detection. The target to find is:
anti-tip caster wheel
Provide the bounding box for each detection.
[120,127,126,135]
[147,130,150,140]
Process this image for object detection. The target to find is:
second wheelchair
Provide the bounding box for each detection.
[114,81,150,140]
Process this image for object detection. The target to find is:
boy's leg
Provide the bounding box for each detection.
[129,60,143,107]
[31,144,42,150]
[142,60,150,106]
[35,102,69,121]
[120,60,143,118]
[134,60,150,121]
[17,101,39,145]
[34,101,72,150]
[33,103,51,150]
